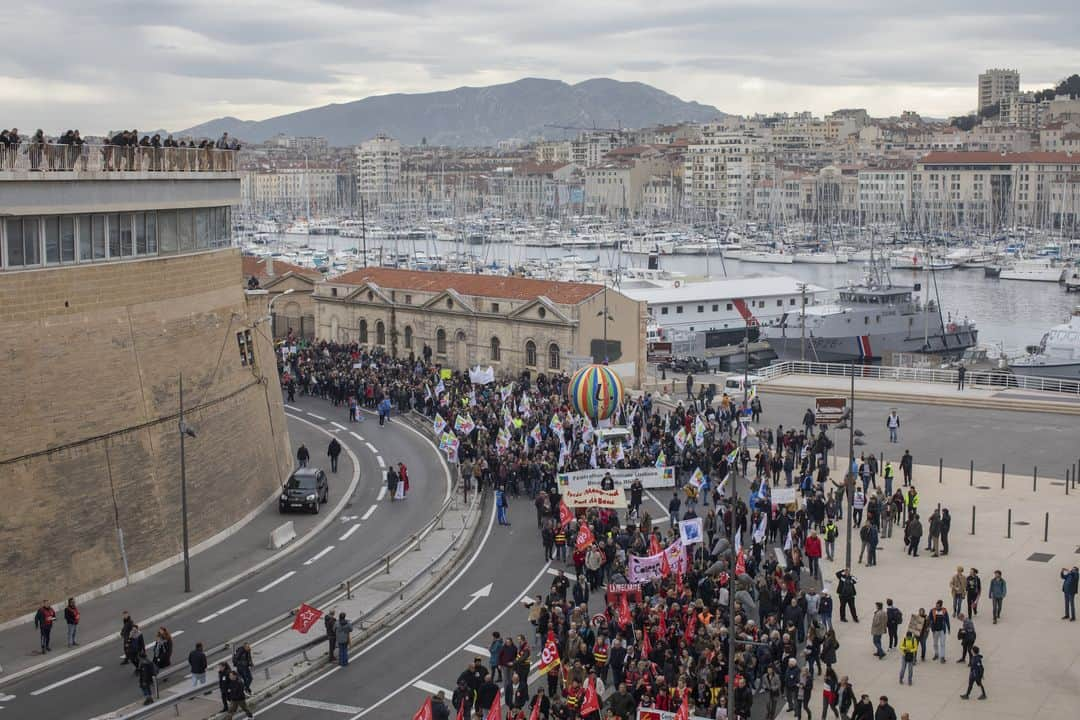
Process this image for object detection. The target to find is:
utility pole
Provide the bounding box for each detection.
[179,374,192,593]
[798,282,808,362]
[844,365,855,571]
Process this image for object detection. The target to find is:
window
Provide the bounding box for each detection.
[236,329,255,366]
[446,298,453,309]
[777,299,783,307]
[5,217,41,266]
[157,210,177,254]
[108,214,121,258]
[135,212,147,255]
[178,209,195,251]
[712,304,718,312]
[331,287,338,297]
[78,215,93,261]
[548,343,560,369]
[726,303,733,310]
[404,294,412,305]
[376,320,385,345]
[491,303,500,313]
[120,213,133,257]
[404,326,413,349]
[490,336,501,361]
[60,216,75,263]
[790,298,797,305]
[538,306,546,318]
[359,319,368,344]
[436,328,447,354]
[676,306,683,314]
[864,316,869,325]
[195,208,210,249]
[44,216,60,264]
[661,307,669,315]
[697,305,704,313]
[525,340,537,366]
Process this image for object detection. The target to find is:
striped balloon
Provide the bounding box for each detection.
[568,364,624,421]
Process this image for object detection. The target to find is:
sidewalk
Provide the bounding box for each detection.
[0,415,356,685]
[108,471,485,720]
[819,459,1080,720]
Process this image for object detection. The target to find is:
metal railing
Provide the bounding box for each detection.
[0,142,237,173]
[763,360,1080,396]
[114,413,472,720]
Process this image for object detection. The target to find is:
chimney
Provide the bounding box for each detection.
[266,256,275,278]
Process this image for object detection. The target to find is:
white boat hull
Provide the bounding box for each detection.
[999,267,1064,282]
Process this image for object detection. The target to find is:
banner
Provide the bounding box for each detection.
[637,707,712,720]
[679,517,704,545]
[557,467,673,508]
[605,583,643,604]
[770,487,799,505]
[627,540,687,583]
[291,603,323,634]
[469,365,495,385]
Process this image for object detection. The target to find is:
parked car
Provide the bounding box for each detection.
[279,468,329,514]
[658,356,710,374]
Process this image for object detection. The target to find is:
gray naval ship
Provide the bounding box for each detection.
[763,259,978,363]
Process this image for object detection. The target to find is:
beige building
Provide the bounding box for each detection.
[978,68,1020,111]
[242,256,323,339]
[584,147,670,216]
[313,268,646,387]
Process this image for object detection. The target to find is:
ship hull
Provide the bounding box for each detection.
[766,327,978,362]
[1009,362,1080,380]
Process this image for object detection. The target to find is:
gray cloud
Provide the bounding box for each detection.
[2,0,1077,134]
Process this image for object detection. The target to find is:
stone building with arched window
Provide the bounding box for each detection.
[312,267,646,387]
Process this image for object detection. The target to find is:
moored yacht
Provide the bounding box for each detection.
[1010,307,1080,380]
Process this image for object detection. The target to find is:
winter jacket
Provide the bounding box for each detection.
[871,609,887,635]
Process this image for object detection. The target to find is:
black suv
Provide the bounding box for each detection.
[279,468,329,514]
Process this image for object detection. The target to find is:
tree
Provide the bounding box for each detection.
[951,115,979,131]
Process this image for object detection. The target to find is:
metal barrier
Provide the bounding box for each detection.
[0,142,237,173]
[762,360,1080,395]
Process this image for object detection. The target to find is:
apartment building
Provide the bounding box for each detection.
[978,68,1020,111]
[503,162,579,215]
[355,134,402,206]
[241,167,354,213]
[584,146,670,216]
[858,161,914,225]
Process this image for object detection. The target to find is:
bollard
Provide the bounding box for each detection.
[346,579,352,599]
[1068,469,1071,496]
[970,459,974,486]
[971,505,976,535]
[1034,466,1038,492]
[1007,508,1011,538]
[1001,463,1005,489]
[1044,512,1049,542]
[939,458,943,484]
[385,555,391,574]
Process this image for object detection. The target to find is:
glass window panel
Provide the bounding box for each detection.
[120,214,133,256]
[178,209,194,251]
[44,216,60,264]
[135,212,147,255]
[158,210,177,253]
[92,214,106,259]
[23,218,40,265]
[61,216,76,263]
[145,211,157,253]
[108,214,120,258]
[6,218,24,266]
[78,214,93,261]
[195,208,209,248]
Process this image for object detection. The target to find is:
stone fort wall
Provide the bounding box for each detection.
[0,248,292,623]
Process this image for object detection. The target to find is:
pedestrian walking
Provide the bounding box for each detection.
[327,438,341,473]
[939,507,951,554]
[297,443,310,468]
[224,670,254,718]
[904,513,922,557]
[63,597,79,647]
[232,643,254,694]
[898,631,918,685]
[927,508,941,555]
[885,599,902,650]
[956,613,976,663]
[137,651,157,705]
[835,569,859,622]
[217,662,232,712]
[959,646,987,700]
[120,611,135,664]
[988,570,1007,624]
[34,601,56,653]
[189,642,208,688]
[965,568,982,617]
[900,449,913,486]
[1062,566,1079,621]
[957,365,966,390]
[950,566,966,616]
[929,600,950,662]
[153,627,173,669]
[496,488,510,526]
[876,695,897,720]
[805,530,823,581]
[871,602,887,658]
[335,612,353,666]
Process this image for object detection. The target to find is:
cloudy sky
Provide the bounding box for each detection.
[3,0,1076,134]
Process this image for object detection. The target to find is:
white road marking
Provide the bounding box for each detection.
[462,583,493,611]
[377,487,387,501]
[339,524,361,541]
[0,693,15,702]
[350,432,365,442]
[303,546,335,565]
[365,441,377,454]
[30,666,101,696]
[412,680,452,698]
[331,422,347,431]
[198,598,248,623]
[307,412,327,421]
[171,630,185,639]
[376,456,386,469]
[464,644,489,657]
[546,568,564,577]
[254,666,342,716]
[361,504,377,520]
[645,490,673,523]
[284,698,364,714]
[284,405,299,411]
[257,571,296,593]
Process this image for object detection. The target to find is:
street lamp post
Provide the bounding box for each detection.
[266,287,295,337]
[178,374,198,593]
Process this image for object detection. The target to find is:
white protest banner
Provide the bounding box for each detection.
[626,540,687,582]
[557,469,625,508]
[679,517,704,546]
[637,708,712,720]
[468,365,495,385]
[771,487,799,505]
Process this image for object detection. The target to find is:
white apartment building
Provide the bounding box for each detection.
[682,127,765,219]
[355,135,402,205]
[858,162,913,225]
[504,162,578,215]
[978,68,1020,111]
[534,141,573,164]
[241,167,351,213]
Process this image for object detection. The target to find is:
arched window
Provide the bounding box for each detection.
[490,336,501,362]
[376,320,386,345]
[525,340,537,367]
[436,328,447,354]
[359,319,368,344]
[404,326,413,349]
[548,343,560,369]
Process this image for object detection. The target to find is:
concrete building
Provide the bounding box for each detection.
[355,134,402,206]
[241,166,355,214]
[243,256,324,339]
[584,147,670,217]
[313,267,646,387]
[0,142,292,623]
[504,161,578,215]
[978,68,1020,111]
[858,161,914,225]
[999,92,1045,129]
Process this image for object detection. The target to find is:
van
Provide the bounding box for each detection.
[594,427,632,447]
[723,374,762,395]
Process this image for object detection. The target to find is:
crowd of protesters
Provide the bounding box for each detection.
[0,128,238,171]
[273,338,1017,720]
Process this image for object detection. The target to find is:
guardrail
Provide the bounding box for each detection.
[114,414,468,720]
[764,360,1080,395]
[0,142,237,173]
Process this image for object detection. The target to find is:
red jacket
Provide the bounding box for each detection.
[804,535,823,559]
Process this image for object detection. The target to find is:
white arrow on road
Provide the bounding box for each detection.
[462,583,493,611]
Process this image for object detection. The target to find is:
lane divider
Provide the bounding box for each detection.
[361,505,377,521]
[339,525,361,541]
[257,571,296,594]
[307,412,327,421]
[197,598,247,624]
[29,666,101,696]
[303,546,335,566]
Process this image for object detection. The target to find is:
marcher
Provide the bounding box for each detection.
[137,651,157,705]
[120,611,135,664]
[959,646,986,700]
[956,612,976,664]
[871,602,887,658]
[325,609,337,662]
[297,443,310,468]
[988,570,1007,624]
[225,670,254,718]
[217,662,232,712]
[836,569,859,622]
[950,566,966,616]
[929,600,950,662]
[957,365,966,390]
[885,411,900,443]
[64,597,79,647]
[327,438,342,472]
[898,631,918,685]
[34,601,56,653]
[965,568,982,617]
[153,627,173,669]
[232,643,254,694]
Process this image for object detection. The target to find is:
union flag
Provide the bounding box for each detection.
[559,500,574,528]
[674,690,691,720]
[617,593,633,626]
[580,677,601,716]
[485,689,502,720]
[412,697,433,720]
[575,523,595,551]
[291,603,323,634]
[537,631,561,676]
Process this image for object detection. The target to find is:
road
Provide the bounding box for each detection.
[1,397,447,720]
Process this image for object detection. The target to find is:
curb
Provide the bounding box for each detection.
[0,413,364,688]
[757,383,1080,416]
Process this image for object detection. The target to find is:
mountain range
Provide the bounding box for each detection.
[180,77,724,147]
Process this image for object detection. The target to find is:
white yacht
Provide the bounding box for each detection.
[730,250,795,264]
[998,257,1064,282]
[889,249,954,270]
[1010,308,1080,380]
[793,251,849,264]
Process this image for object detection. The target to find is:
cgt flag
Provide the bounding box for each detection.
[580,677,601,716]
[575,523,595,551]
[559,499,574,528]
[412,697,433,720]
[537,630,561,676]
[485,689,502,720]
[291,603,323,634]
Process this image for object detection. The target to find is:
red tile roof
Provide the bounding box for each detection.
[242,256,322,282]
[920,151,1080,165]
[331,267,604,305]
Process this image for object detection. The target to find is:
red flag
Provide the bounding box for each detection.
[642,624,652,658]
[649,533,662,556]
[660,550,671,578]
[456,699,465,720]
[617,594,632,626]
[575,523,595,551]
[291,603,323,634]
[580,677,601,716]
[658,609,667,638]
[674,689,691,720]
[735,548,747,577]
[412,697,434,720]
[486,689,502,720]
[537,631,561,676]
[529,693,541,720]
[684,611,697,644]
[559,500,574,528]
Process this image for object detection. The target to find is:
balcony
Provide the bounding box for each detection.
[0,141,238,177]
